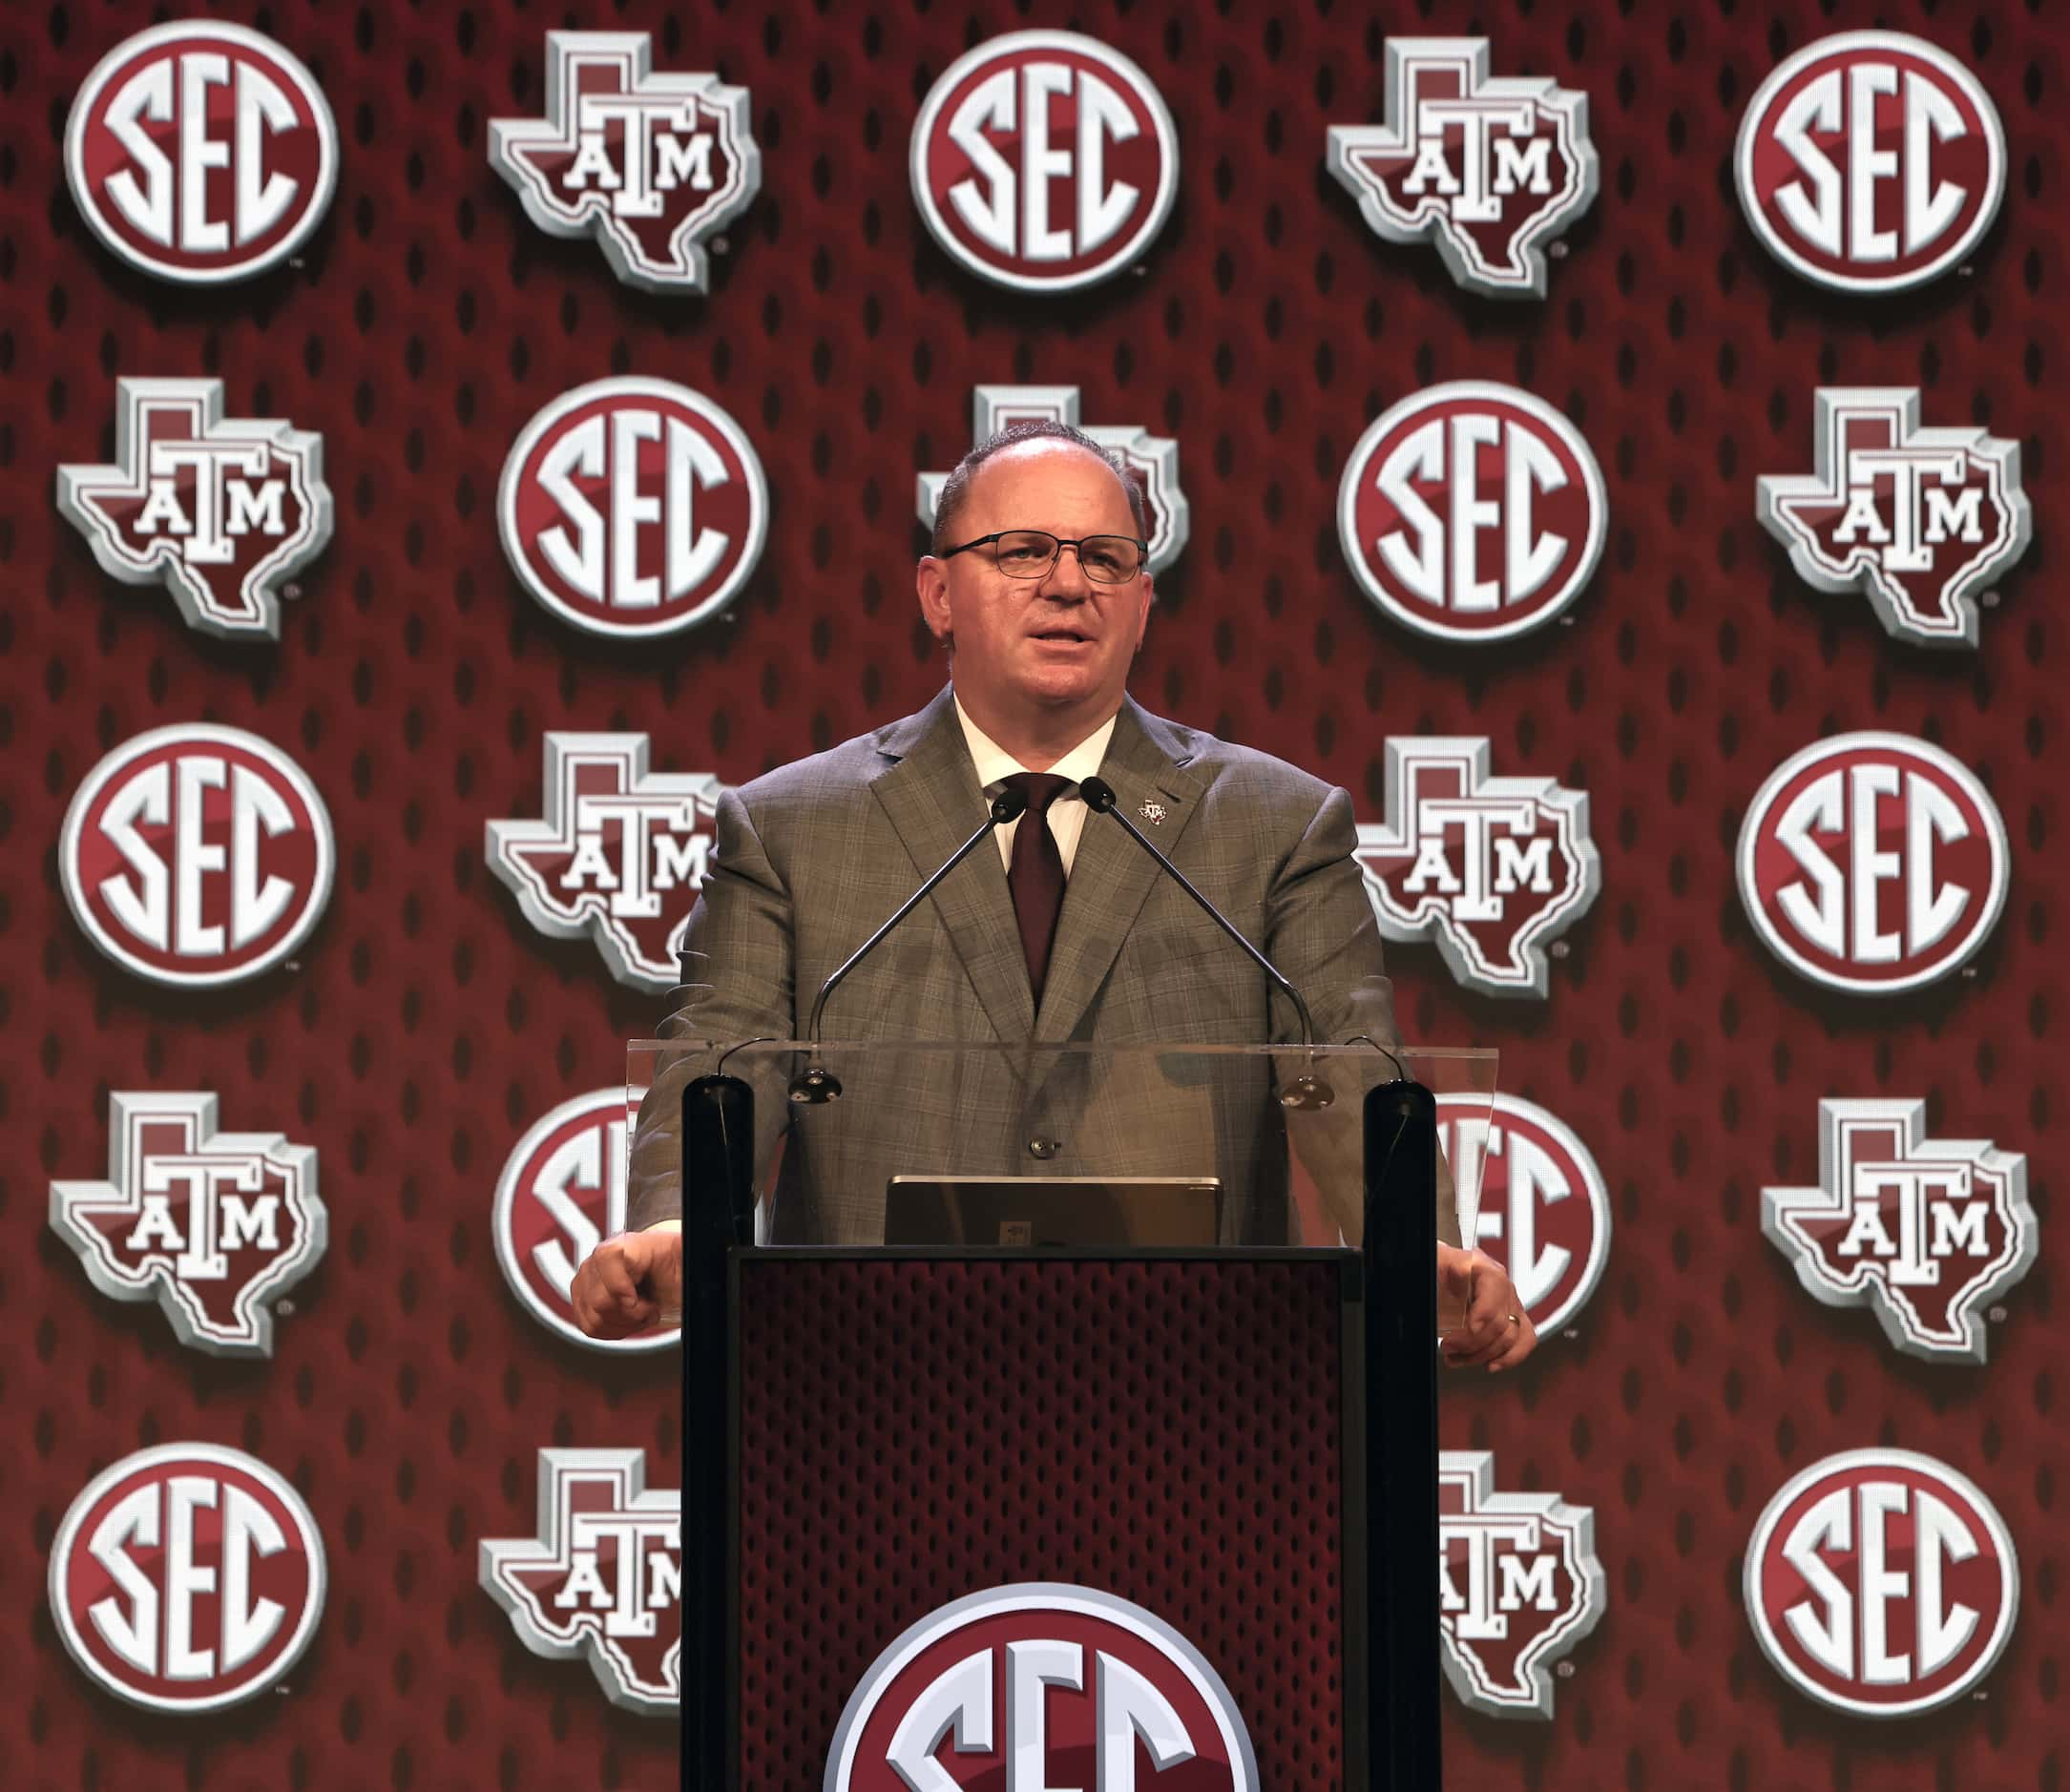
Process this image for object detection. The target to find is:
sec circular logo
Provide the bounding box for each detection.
[910,31,1180,293]
[828,1583,1257,1789]
[498,377,768,638]
[66,21,339,285]
[1736,732,2007,996]
[61,723,335,989]
[1735,31,2004,294]
[493,1088,679,1354]
[1435,1091,1610,1339]
[50,1442,326,1713]
[1745,1448,2018,1718]
[1338,382,1606,642]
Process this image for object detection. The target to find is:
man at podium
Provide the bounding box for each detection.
[571,421,1536,1375]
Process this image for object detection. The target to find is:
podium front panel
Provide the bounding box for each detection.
[733,1252,1355,1789]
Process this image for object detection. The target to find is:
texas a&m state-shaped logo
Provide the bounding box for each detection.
[499,376,768,637]
[488,734,722,992]
[1337,381,1606,641]
[65,21,339,285]
[51,1442,326,1713]
[1439,1452,1605,1719]
[61,723,335,989]
[1736,732,2008,996]
[1746,1449,2018,1717]
[1757,387,2030,649]
[1736,32,2005,295]
[910,31,1181,293]
[1436,1092,1611,1340]
[493,1088,678,1354]
[917,385,1190,575]
[1764,1098,2035,1365]
[489,31,761,294]
[1327,39,1598,299]
[827,1583,1259,1789]
[1355,739,1600,999]
[51,1093,324,1358]
[57,378,332,640]
[479,1449,680,1715]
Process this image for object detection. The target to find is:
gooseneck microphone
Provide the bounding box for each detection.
[1077,776,1334,1111]
[787,784,1032,1103]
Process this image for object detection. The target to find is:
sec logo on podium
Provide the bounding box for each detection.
[828,1583,1258,1789]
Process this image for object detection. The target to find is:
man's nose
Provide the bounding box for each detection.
[1038,544,1096,598]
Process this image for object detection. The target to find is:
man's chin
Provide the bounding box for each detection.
[1014,675,1111,710]
[1011,654,1121,702]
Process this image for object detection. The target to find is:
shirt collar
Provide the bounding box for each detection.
[952,693,1119,793]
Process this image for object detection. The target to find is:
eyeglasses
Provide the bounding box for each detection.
[938,529,1147,584]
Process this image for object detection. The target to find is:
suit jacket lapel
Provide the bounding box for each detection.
[1035,696,1208,1041]
[868,686,1035,1042]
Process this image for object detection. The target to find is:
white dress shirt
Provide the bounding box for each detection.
[953,696,1119,877]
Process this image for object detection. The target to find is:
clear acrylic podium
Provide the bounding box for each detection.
[628,1039,1495,1791]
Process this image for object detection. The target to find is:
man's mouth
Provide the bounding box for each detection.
[1031,625,1093,643]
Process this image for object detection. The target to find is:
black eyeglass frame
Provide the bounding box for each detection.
[936,529,1151,582]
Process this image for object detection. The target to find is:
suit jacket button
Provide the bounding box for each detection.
[1027,1136,1059,1159]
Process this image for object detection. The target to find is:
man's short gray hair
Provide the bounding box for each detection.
[930,419,1149,554]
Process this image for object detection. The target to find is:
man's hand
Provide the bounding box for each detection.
[1437,1243,1537,1374]
[570,1228,682,1339]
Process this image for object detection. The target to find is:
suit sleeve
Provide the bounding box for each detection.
[1264,783,1464,1251]
[625,788,797,1231]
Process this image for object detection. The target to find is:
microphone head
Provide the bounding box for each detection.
[1078,775,1118,814]
[990,785,1031,824]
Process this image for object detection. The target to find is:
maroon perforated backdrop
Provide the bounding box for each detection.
[8,2,2062,1789]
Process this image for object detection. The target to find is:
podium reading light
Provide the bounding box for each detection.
[786,784,1033,1104]
[1077,776,1334,1111]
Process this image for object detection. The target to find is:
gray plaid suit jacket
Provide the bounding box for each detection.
[629,686,1460,1248]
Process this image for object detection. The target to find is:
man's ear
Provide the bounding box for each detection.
[1132,572,1155,649]
[915,554,953,642]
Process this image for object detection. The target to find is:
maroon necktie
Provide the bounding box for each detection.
[1000,772,1073,1002]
